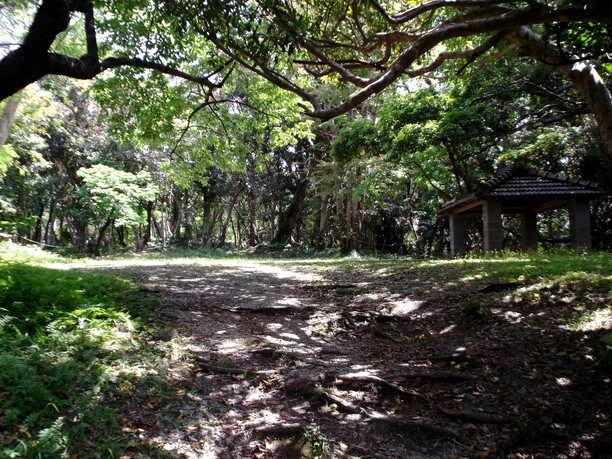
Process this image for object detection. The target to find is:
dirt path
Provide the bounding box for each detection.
[92,258,611,458]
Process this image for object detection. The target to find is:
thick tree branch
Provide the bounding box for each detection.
[100,57,221,87]
[0,95,20,149]
[0,0,223,101]
[82,0,99,67]
[303,5,611,120]
[510,27,612,155]
[369,0,511,25]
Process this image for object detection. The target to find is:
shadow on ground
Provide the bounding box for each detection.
[90,258,611,458]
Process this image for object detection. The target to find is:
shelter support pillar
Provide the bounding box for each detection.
[569,199,592,248]
[449,213,466,257]
[520,212,539,251]
[483,200,503,252]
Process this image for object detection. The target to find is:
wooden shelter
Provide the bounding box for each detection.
[437,166,605,256]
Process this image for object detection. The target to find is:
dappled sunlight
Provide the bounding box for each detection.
[243,408,286,428]
[460,273,486,282]
[439,324,456,335]
[556,377,572,386]
[216,337,257,355]
[561,308,612,332]
[44,250,610,458]
[386,297,423,316]
[275,297,302,306]
[235,262,325,282]
[263,335,302,347]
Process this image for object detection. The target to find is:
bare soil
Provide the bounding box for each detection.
[93,258,611,459]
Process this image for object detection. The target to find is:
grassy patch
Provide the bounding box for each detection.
[0,243,166,458]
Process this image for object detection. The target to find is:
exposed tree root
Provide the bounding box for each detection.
[372,313,413,322]
[479,282,522,293]
[214,305,317,314]
[312,386,364,414]
[334,373,430,403]
[284,376,364,414]
[371,325,402,341]
[318,347,351,355]
[428,352,483,364]
[252,423,305,438]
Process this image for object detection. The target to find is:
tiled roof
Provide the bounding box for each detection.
[438,166,605,215]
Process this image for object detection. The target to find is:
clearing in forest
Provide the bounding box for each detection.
[87,253,611,458]
[1,247,610,458]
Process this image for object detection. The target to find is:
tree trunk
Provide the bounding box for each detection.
[141,200,153,249]
[0,95,20,148]
[33,199,45,243]
[132,225,143,251]
[271,177,308,244]
[248,189,257,246]
[71,223,87,252]
[209,205,223,243]
[347,193,362,252]
[512,27,612,156]
[170,188,182,240]
[318,195,330,248]
[202,200,213,245]
[336,185,347,251]
[219,181,243,246]
[95,218,113,254]
[152,215,164,241]
[44,197,57,245]
[182,189,192,247]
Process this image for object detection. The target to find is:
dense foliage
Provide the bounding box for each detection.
[0,244,149,457]
[0,1,610,254]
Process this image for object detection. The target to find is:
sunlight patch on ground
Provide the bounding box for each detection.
[418,257,529,268]
[556,377,572,386]
[244,409,285,428]
[279,332,300,340]
[358,292,385,301]
[503,311,524,324]
[263,335,301,347]
[217,338,253,355]
[244,386,277,403]
[387,298,423,316]
[276,297,302,306]
[561,308,612,332]
[504,282,546,301]
[237,263,325,282]
[461,273,485,282]
[267,323,283,331]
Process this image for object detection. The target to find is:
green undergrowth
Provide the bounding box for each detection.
[0,243,610,456]
[0,244,165,458]
[321,248,611,280]
[306,249,611,333]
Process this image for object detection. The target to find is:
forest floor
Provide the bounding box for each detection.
[85,253,611,459]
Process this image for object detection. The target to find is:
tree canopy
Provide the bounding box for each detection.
[0,0,611,255]
[1,0,611,153]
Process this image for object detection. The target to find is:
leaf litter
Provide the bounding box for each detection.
[92,258,611,458]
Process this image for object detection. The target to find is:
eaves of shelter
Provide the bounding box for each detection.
[437,166,605,216]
